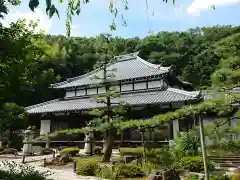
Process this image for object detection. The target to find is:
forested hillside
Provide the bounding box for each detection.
[1,21,240,110]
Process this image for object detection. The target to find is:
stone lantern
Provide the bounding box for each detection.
[83,130,95,155]
[22,126,35,156]
[83,122,95,155]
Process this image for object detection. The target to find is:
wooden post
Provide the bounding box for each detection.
[22,154,25,164]
[52,150,55,159]
[43,158,47,167]
[73,160,77,173]
[140,129,146,162]
[45,137,50,148]
[199,115,209,180]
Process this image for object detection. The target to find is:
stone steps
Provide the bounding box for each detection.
[207,155,240,170]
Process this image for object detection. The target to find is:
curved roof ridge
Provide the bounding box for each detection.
[51,52,140,88]
[114,51,139,61]
[51,61,114,88]
[167,88,201,98]
[137,56,171,71]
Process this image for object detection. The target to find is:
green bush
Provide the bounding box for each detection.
[93,146,103,155]
[9,134,23,150]
[0,148,18,156]
[41,148,54,155]
[59,153,73,163]
[60,147,80,156]
[0,161,51,180]
[170,131,200,160]
[96,166,117,179]
[232,173,240,180]
[163,168,180,180]
[115,164,144,178]
[76,161,100,176]
[179,156,215,173]
[210,174,230,180]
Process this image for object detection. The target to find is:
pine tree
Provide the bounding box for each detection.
[88,34,127,162]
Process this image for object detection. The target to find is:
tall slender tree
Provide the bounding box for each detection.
[88,34,127,162]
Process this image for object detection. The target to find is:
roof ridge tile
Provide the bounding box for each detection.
[167,88,201,98]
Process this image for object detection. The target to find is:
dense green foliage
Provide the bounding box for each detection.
[170,131,200,160]
[179,156,215,173]
[59,147,80,156]
[0,161,50,180]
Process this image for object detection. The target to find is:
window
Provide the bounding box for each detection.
[134,82,147,90]
[121,84,132,91]
[76,89,86,96]
[65,91,75,98]
[87,88,97,95]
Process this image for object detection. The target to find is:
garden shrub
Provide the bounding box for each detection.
[0,161,51,180]
[93,146,103,155]
[96,165,117,179]
[170,131,200,160]
[57,146,68,151]
[59,153,73,163]
[115,163,144,178]
[41,148,54,155]
[9,134,23,150]
[210,174,230,180]
[60,147,80,156]
[179,156,215,173]
[162,168,180,180]
[119,147,144,156]
[232,173,240,180]
[0,148,18,156]
[76,160,100,176]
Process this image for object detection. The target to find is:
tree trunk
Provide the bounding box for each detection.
[102,128,116,162]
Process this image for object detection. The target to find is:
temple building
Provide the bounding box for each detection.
[25,52,202,144]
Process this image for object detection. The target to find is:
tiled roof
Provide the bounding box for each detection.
[25,88,201,114]
[51,52,171,89]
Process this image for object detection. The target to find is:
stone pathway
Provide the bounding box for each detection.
[0,155,102,180]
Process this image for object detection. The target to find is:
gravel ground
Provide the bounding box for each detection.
[0,154,103,180]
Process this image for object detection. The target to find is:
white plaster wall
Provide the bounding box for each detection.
[134,82,147,90]
[76,89,86,96]
[98,87,106,94]
[121,84,133,91]
[40,120,51,135]
[87,88,97,95]
[110,86,120,91]
[203,117,214,145]
[148,79,163,89]
[231,116,240,140]
[65,91,75,98]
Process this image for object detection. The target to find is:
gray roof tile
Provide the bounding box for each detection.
[25,88,201,114]
[51,52,171,89]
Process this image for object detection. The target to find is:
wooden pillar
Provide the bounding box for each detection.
[199,115,209,180]
[168,122,173,140]
[173,119,179,139]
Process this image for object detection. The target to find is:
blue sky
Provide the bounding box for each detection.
[2,0,240,38]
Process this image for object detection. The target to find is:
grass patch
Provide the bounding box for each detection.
[74,155,102,164]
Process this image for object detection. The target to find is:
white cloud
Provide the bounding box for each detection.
[2,8,52,33]
[187,0,240,16]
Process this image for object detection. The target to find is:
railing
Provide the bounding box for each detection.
[23,140,169,144]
